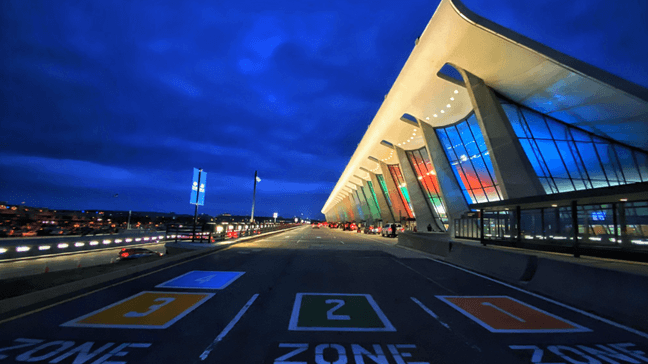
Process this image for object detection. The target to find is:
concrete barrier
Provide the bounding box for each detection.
[526,258,648,326]
[0,225,301,316]
[444,243,537,285]
[397,232,451,257]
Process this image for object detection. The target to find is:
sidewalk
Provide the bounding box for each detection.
[397,232,648,333]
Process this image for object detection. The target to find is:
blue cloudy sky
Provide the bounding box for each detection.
[1,0,647,219]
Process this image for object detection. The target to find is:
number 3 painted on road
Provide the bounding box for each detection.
[123,297,175,317]
[326,299,351,321]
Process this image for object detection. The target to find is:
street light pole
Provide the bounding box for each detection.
[250,170,258,223]
[193,168,203,242]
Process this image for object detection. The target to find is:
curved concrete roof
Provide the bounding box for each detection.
[322,0,648,215]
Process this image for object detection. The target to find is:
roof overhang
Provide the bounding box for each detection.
[322,0,648,214]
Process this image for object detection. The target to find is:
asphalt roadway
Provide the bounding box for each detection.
[0,226,647,364]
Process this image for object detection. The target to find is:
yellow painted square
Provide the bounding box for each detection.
[61,291,214,329]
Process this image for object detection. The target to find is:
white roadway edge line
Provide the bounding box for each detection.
[410,297,451,330]
[394,244,648,340]
[199,293,259,361]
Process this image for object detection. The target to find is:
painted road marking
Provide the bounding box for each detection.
[396,249,648,339]
[271,343,430,364]
[437,296,590,333]
[510,343,648,364]
[410,297,450,329]
[0,339,151,363]
[155,270,244,289]
[61,291,213,329]
[199,293,259,361]
[289,293,396,332]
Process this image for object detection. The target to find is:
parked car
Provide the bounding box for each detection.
[381,223,404,237]
[117,248,163,260]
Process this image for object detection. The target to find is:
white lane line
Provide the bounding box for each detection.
[391,258,455,294]
[411,297,450,329]
[199,293,259,361]
[400,247,648,340]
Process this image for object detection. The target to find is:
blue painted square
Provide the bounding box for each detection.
[156,271,244,289]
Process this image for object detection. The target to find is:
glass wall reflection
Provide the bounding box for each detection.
[436,113,502,204]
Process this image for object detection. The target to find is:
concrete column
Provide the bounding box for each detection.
[395,146,444,232]
[419,120,470,229]
[348,192,363,223]
[378,160,409,223]
[367,170,395,223]
[456,67,545,199]
[351,182,372,224]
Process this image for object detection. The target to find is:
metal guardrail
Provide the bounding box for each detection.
[0,231,167,261]
[166,224,299,243]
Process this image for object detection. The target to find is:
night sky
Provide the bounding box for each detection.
[1,0,647,220]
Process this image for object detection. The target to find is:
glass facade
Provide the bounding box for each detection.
[352,190,365,220]
[455,201,648,249]
[406,147,448,226]
[376,174,393,209]
[360,185,380,220]
[501,98,648,194]
[436,113,502,204]
[366,181,382,217]
[387,164,414,219]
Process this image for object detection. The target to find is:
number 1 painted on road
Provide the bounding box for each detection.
[326,299,351,321]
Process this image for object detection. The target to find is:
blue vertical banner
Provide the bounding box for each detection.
[190,168,207,206]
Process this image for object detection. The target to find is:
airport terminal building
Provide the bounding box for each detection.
[321,0,648,254]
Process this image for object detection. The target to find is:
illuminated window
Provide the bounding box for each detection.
[352,190,365,220]
[376,174,393,208]
[360,185,381,220]
[387,164,415,219]
[436,113,502,204]
[501,98,648,194]
[406,147,448,227]
[366,181,382,216]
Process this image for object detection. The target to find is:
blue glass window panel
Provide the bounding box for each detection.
[482,151,499,183]
[436,129,456,161]
[570,128,592,142]
[519,139,545,177]
[576,142,607,184]
[555,141,583,180]
[536,140,570,179]
[614,145,641,183]
[447,127,468,159]
[554,178,575,193]
[634,152,648,182]
[471,156,494,187]
[458,121,479,157]
[522,108,552,139]
[546,117,570,141]
[595,143,621,184]
[502,104,527,137]
[467,115,489,153]
[539,178,552,194]
[571,178,587,190]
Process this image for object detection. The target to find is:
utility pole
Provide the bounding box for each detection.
[250,170,258,222]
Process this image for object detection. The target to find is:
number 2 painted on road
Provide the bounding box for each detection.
[326,299,351,321]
